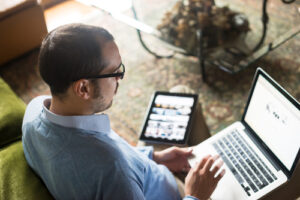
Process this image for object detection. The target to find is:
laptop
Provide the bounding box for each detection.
[189,67,300,200]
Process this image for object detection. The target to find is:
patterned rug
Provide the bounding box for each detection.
[1,0,299,146]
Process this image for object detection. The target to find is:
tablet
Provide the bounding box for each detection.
[139,91,198,145]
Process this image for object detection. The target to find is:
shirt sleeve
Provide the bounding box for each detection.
[183,196,200,200]
[134,146,154,159]
[101,163,145,200]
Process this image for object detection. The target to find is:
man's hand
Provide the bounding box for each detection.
[185,155,225,200]
[153,147,193,173]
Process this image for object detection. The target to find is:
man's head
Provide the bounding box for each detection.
[39,23,123,113]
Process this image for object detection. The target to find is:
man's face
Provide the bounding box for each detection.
[90,41,122,113]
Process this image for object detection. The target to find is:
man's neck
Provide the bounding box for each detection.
[49,96,92,116]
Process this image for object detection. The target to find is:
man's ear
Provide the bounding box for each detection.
[72,79,92,100]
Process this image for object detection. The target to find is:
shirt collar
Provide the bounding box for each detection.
[42,98,111,133]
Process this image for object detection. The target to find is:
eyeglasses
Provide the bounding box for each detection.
[78,63,125,80]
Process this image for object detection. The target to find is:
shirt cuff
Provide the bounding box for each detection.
[183,196,199,200]
[135,146,154,159]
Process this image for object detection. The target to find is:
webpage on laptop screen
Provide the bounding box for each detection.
[244,75,300,170]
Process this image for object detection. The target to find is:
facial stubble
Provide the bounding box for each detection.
[92,81,118,113]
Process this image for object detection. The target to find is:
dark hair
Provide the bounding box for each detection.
[38,23,114,96]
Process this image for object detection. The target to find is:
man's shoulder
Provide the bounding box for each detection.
[22,95,50,126]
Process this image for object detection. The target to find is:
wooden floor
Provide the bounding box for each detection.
[44,0,100,31]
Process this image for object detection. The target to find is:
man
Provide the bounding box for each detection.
[22,23,225,200]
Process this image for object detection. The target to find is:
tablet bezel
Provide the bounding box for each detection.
[139,91,198,145]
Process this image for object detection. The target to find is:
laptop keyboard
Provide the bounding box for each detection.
[212,130,277,196]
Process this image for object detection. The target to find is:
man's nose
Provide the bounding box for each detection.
[116,76,121,81]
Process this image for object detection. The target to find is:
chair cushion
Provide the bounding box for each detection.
[0,0,36,20]
[0,78,26,148]
[0,141,53,199]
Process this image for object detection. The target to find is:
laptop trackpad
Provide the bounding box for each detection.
[211,166,248,200]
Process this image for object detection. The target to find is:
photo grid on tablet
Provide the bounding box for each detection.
[144,94,194,141]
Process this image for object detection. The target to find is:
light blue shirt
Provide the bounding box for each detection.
[22,96,198,200]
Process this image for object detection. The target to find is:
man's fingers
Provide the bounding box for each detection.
[203,155,220,172]
[186,147,193,155]
[215,169,226,182]
[174,147,193,156]
[184,147,193,152]
[211,160,224,175]
[195,155,211,171]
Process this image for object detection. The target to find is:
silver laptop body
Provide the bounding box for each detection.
[189,68,300,200]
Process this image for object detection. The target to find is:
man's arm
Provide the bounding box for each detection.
[134,146,154,159]
[101,164,145,200]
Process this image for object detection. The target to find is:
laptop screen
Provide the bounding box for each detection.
[244,74,300,171]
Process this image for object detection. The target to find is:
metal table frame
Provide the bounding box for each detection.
[76,0,300,82]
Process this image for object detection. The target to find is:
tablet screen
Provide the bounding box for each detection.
[139,92,198,145]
